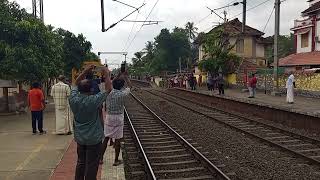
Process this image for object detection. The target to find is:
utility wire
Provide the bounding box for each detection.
[122,0,146,52]
[126,0,160,51]
[230,0,272,19]
[263,6,275,33]
[195,13,211,26]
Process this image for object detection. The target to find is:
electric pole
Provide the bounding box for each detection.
[223,10,227,23]
[242,0,246,33]
[32,0,44,22]
[273,0,281,95]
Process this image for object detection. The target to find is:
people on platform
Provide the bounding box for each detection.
[189,74,196,90]
[69,65,112,180]
[28,82,46,135]
[51,75,73,135]
[174,75,179,87]
[286,73,296,104]
[198,74,202,87]
[207,74,214,91]
[248,73,257,98]
[100,71,132,166]
[184,75,190,89]
[217,73,225,95]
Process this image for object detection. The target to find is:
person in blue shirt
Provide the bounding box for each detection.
[69,65,112,180]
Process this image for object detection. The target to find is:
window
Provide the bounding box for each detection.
[236,39,244,53]
[301,32,309,48]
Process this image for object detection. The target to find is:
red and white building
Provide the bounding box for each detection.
[280,0,320,71]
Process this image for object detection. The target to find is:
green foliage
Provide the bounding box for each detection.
[265,34,294,65]
[0,0,97,83]
[128,26,192,76]
[198,28,241,75]
[185,22,198,42]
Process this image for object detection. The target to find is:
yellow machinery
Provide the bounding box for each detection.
[71,61,104,84]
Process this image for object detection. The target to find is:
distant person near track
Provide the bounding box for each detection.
[100,71,132,166]
[248,73,257,98]
[286,73,296,104]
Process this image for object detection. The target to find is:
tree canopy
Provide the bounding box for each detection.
[198,28,241,75]
[0,0,98,83]
[129,24,195,77]
[265,34,294,66]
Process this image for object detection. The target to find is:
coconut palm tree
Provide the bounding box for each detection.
[185,22,198,42]
[144,41,154,56]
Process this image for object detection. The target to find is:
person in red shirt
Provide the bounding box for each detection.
[248,73,257,98]
[28,82,46,135]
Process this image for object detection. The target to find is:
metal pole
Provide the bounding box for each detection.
[40,0,44,22]
[32,0,36,18]
[273,0,280,93]
[223,10,227,23]
[242,0,246,33]
[101,0,106,32]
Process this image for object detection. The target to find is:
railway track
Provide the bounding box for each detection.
[123,93,230,180]
[145,89,320,167]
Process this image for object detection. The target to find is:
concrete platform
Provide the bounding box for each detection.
[0,105,73,180]
[173,88,320,133]
[177,87,320,118]
[101,145,125,180]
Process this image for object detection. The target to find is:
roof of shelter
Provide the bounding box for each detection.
[278,51,320,66]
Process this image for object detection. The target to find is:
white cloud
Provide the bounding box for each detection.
[11,0,309,67]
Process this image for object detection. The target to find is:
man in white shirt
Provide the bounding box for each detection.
[286,73,296,104]
[51,75,73,135]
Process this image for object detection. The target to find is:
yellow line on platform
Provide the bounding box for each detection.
[5,139,48,180]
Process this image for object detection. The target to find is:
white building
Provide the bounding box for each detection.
[280,0,320,71]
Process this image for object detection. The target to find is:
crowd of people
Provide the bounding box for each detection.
[27,65,131,180]
[167,73,225,95]
[26,68,299,180]
[165,72,297,103]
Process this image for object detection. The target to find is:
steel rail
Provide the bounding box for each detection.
[129,92,231,180]
[124,107,156,179]
[146,89,320,166]
[168,88,320,145]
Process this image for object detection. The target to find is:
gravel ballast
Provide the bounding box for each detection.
[131,89,320,180]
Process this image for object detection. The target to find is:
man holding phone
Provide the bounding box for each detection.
[69,65,112,180]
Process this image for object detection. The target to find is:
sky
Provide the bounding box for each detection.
[12,0,309,69]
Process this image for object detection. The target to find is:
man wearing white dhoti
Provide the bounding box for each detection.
[286,73,296,104]
[51,75,73,135]
[100,72,132,166]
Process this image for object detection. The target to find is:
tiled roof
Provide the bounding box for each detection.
[302,1,320,15]
[208,18,264,36]
[278,51,320,66]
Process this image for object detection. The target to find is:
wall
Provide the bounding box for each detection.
[227,74,237,85]
[256,43,265,58]
[244,37,254,58]
[198,44,205,61]
[297,31,312,53]
[316,18,320,51]
[248,73,320,97]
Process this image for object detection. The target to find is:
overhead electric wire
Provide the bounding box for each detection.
[262,6,275,33]
[195,13,211,26]
[122,0,146,52]
[125,0,160,51]
[230,0,272,19]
